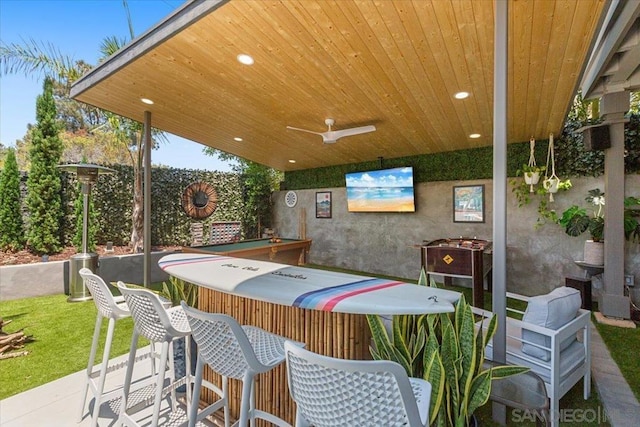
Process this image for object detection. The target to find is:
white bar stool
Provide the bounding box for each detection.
[117,282,192,427]
[180,302,305,427]
[284,341,432,427]
[78,268,154,427]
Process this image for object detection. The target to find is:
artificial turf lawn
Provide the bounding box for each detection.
[0,293,148,399]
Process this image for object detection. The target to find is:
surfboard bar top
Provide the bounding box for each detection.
[159,253,460,315]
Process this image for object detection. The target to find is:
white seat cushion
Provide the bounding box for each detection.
[481,320,586,384]
[521,287,581,361]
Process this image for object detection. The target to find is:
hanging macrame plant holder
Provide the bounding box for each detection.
[543,133,560,202]
[524,137,541,192]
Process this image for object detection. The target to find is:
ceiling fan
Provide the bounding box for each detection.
[286,118,376,144]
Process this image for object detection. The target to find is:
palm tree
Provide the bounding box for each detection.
[0,3,164,253]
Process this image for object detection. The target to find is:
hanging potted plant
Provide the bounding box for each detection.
[522,137,544,190]
[523,164,545,186]
[541,133,572,202]
[542,133,558,201]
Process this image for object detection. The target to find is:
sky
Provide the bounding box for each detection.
[0,0,232,172]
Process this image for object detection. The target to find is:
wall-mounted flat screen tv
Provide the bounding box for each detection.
[345,166,416,212]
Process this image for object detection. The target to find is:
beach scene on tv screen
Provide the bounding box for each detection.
[345,167,415,212]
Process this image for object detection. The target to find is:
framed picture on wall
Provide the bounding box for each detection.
[316,191,332,218]
[453,185,485,223]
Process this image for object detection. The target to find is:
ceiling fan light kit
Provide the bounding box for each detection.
[287,118,376,144]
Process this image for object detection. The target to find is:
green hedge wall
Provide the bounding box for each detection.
[283,141,540,190]
[59,165,244,246]
[283,112,640,190]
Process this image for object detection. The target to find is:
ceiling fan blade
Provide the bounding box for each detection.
[286,126,323,136]
[327,125,377,141]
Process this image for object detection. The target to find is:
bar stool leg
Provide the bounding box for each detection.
[119,331,140,424]
[185,336,192,411]
[167,340,177,412]
[90,317,117,427]
[79,314,103,422]
[150,341,171,426]
[249,378,256,427]
[187,357,205,427]
[238,373,252,427]
[222,377,230,427]
[150,342,157,376]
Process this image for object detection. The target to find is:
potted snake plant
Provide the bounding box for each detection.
[367,270,528,427]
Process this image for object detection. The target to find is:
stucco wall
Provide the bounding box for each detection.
[272,175,640,296]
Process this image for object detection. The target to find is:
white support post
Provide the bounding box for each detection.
[492,0,508,423]
[143,111,152,288]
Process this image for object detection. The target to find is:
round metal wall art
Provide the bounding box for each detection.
[181,181,218,219]
[285,191,298,208]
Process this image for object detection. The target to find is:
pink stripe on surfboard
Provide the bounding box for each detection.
[320,281,404,311]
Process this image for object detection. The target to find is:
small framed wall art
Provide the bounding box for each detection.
[453,184,485,223]
[315,191,332,218]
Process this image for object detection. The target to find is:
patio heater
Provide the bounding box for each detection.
[58,163,115,302]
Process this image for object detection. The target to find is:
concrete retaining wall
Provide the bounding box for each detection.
[0,250,176,301]
[0,261,68,301]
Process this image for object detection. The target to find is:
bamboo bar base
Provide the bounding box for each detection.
[197,287,372,425]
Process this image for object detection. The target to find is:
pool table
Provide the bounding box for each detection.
[182,237,312,265]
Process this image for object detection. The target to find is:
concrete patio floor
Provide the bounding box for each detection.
[0,347,214,427]
[0,323,639,426]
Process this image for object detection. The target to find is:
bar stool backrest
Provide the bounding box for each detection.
[116,282,179,342]
[79,268,129,319]
[284,341,426,427]
[181,305,262,379]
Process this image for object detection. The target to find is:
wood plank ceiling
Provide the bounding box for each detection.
[71,0,606,171]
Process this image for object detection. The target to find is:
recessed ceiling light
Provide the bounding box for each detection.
[237,54,254,65]
[234,137,243,142]
[288,159,296,163]
[454,91,470,99]
[469,133,481,139]
[140,98,154,105]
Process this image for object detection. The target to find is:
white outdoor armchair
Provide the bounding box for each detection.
[284,341,432,427]
[473,288,591,427]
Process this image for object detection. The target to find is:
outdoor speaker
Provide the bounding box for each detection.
[582,125,610,151]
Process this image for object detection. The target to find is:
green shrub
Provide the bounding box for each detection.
[0,148,26,251]
[26,78,64,255]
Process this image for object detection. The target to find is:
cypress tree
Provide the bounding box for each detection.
[0,148,26,251]
[26,78,64,255]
